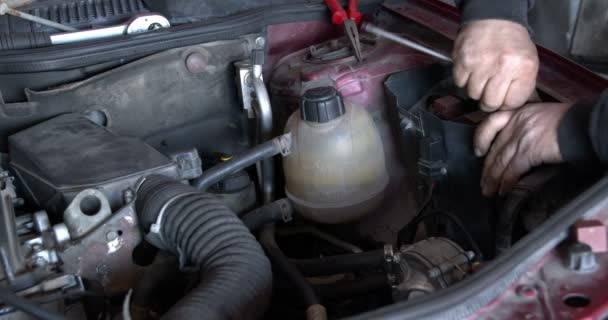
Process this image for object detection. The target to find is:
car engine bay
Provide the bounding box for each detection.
[0,1,605,320]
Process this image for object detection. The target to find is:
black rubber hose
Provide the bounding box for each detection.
[259,225,321,308]
[0,33,51,50]
[313,273,389,300]
[291,249,385,277]
[0,287,64,320]
[192,135,287,191]
[241,198,293,231]
[136,175,272,320]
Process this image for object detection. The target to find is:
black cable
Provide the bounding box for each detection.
[0,287,64,320]
[432,210,483,259]
[397,184,435,245]
[412,210,483,260]
[397,184,482,259]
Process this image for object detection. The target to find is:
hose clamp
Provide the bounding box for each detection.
[145,191,199,250]
[275,133,292,156]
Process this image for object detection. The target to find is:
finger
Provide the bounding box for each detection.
[467,72,490,101]
[481,125,517,196]
[480,75,511,110]
[474,111,514,157]
[453,63,470,88]
[482,139,518,196]
[498,132,536,194]
[502,77,537,109]
[498,155,532,195]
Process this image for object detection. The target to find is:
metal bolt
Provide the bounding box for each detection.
[106,231,118,242]
[123,189,135,204]
[255,37,266,48]
[440,168,448,175]
[516,285,537,299]
[185,52,208,74]
[400,117,414,131]
[33,256,47,267]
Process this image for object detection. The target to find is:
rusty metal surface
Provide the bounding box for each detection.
[382,0,608,103]
[574,220,608,253]
[474,248,608,320]
[59,204,143,295]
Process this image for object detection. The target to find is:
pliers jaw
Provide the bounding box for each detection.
[343,19,363,62]
[325,0,363,62]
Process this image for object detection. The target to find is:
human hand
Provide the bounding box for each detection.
[453,20,539,112]
[474,102,571,196]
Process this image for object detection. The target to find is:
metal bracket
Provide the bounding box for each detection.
[235,60,256,118]
[63,189,112,239]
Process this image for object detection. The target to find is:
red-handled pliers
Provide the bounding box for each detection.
[324,0,363,61]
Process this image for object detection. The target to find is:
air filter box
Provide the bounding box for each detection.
[9,114,179,217]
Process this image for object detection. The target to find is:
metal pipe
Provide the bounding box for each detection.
[250,49,275,204]
[50,25,125,45]
[193,134,291,192]
[362,23,452,63]
[0,176,24,281]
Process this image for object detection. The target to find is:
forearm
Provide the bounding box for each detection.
[558,90,608,165]
[454,0,534,27]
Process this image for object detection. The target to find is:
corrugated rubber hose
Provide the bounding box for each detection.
[136,175,272,320]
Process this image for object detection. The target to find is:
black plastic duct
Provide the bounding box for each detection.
[136,175,272,319]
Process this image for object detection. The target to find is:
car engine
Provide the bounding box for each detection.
[0,2,600,320]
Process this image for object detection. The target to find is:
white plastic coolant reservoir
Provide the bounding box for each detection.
[283,87,388,224]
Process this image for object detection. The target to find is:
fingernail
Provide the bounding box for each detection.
[474,148,483,157]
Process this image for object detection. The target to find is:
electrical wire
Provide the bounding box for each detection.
[396,184,483,260]
[397,184,435,245]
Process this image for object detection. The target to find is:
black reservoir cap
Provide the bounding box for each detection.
[301,87,346,123]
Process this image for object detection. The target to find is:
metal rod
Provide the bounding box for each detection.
[0,0,33,9]
[50,25,126,44]
[362,23,452,63]
[2,7,77,32]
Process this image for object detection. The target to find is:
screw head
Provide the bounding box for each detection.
[106,231,118,242]
[255,37,266,48]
